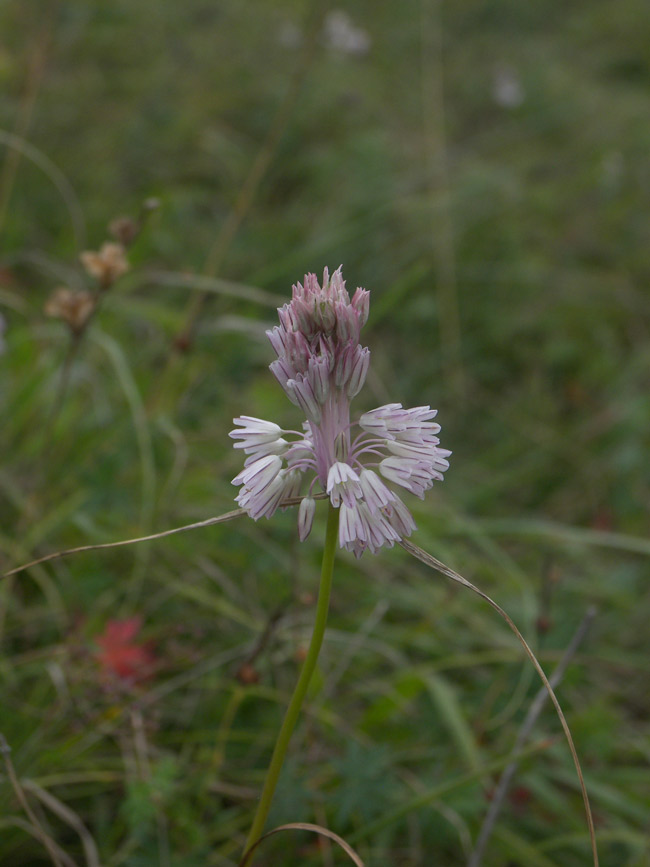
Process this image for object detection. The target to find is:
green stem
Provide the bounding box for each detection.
[241,503,340,866]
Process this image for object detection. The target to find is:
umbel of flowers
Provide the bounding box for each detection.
[230,267,450,556]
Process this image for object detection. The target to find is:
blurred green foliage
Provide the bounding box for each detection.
[1,0,649,865]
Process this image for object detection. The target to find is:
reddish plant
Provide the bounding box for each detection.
[96,617,156,685]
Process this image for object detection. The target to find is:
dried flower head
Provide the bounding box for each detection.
[108,216,140,247]
[236,662,261,686]
[44,287,95,334]
[80,241,129,288]
[230,267,450,557]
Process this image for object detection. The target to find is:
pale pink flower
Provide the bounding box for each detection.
[230,267,450,556]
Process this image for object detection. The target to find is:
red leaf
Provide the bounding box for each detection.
[96,617,156,684]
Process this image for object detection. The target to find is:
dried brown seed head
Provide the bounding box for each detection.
[108,216,140,247]
[80,241,129,288]
[44,287,95,334]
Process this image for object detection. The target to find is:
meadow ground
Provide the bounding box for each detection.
[1,1,649,865]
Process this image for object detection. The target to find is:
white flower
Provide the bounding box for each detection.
[358,469,394,512]
[323,10,371,56]
[327,462,362,508]
[379,457,436,498]
[298,497,316,541]
[230,416,284,449]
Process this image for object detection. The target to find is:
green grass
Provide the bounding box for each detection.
[1,1,649,865]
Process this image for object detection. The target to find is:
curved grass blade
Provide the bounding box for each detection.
[239,822,364,867]
[0,129,86,250]
[399,539,599,867]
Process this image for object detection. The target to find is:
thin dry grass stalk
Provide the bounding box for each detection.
[0,734,76,867]
[468,605,597,866]
[399,539,599,867]
[21,781,101,867]
[239,822,364,867]
[0,496,329,582]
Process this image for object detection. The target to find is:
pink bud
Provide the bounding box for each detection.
[298,497,316,541]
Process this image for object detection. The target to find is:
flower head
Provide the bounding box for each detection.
[80,242,129,288]
[44,287,95,334]
[230,267,450,556]
[108,215,140,247]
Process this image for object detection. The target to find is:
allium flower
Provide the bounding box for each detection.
[229,267,450,556]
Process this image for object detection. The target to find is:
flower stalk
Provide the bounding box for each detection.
[232,267,450,862]
[241,503,340,866]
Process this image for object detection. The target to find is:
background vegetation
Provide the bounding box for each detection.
[1,1,649,865]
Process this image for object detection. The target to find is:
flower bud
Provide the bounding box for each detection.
[298,497,316,541]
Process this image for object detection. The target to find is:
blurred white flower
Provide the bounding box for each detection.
[600,151,625,193]
[323,10,371,57]
[492,66,524,109]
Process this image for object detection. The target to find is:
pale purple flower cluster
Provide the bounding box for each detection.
[230,267,450,556]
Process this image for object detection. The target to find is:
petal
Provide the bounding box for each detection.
[232,454,282,489]
[359,469,394,512]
